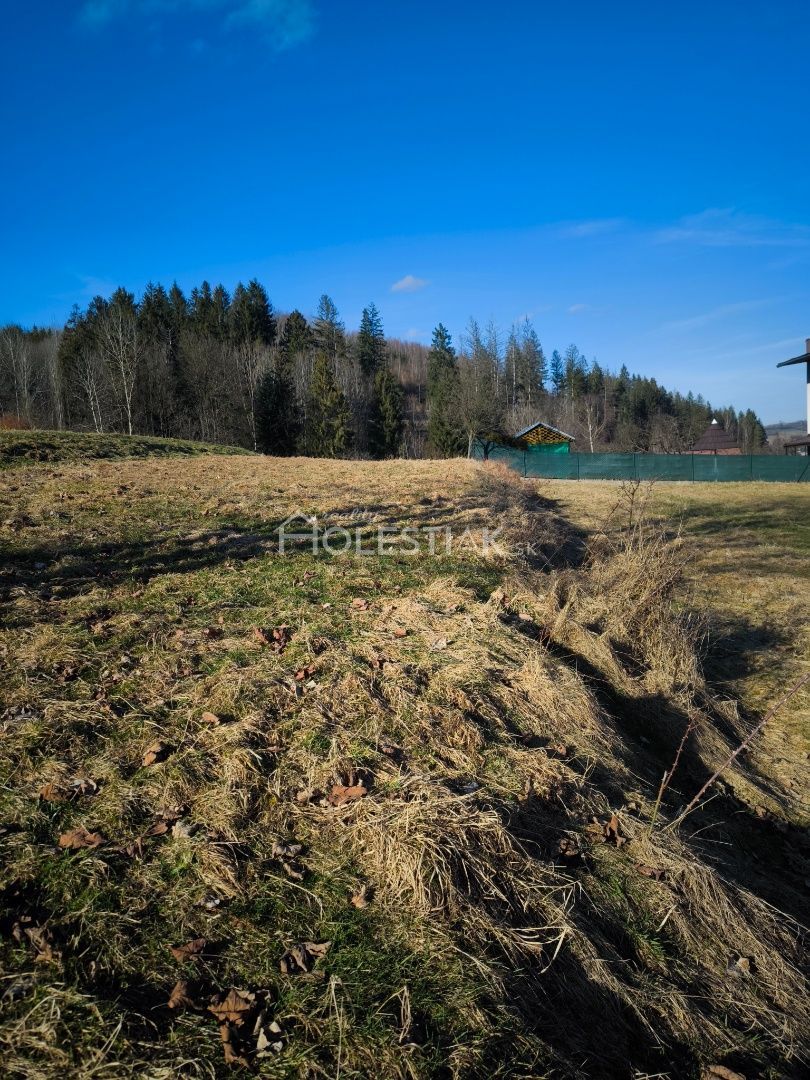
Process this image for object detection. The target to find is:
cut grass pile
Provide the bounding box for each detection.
[1,453,808,1078]
[0,430,252,467]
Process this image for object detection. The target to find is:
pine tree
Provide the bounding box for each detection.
[356,302,386,376]
[368,365,404,458]
[304,353,352,457]
[426,323,463,457]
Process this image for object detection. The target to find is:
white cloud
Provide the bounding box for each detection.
[390,274,429,294]
[79,0,316,50]
[567,303,589,315]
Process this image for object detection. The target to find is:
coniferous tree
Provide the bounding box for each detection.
[278,310,313,365]
[313,294,345,360]
[356,302,386,376]
[426,323,463,456]
[550,349,564,396]
[368,365,404,458]
[304,353,352,457]
[254,363,299,455]
[230,279,276,346]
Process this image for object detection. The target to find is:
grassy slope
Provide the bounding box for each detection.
[542,479,810,821]
[0,430,252,467]
[1,455,808,1078]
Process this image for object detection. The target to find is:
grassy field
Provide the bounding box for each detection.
[0,430,251,467]
[1,442,808,1078]
[542,479,810,819]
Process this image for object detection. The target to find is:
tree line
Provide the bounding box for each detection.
[0,279,768,456]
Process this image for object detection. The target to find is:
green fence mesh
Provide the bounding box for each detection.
[473,445,810,483]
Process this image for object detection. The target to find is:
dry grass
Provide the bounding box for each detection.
[541,478,810,821]
[1,449,808,1078]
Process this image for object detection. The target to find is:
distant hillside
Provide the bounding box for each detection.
[765,420,805,435]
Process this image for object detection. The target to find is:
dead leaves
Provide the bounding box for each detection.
[726,953,753,978]
[279,940,331,976]
[193,988,284,1066]
[209,987,255,1025]
[586,813,627,847]
[142,741,172,767]
[169,938,208,963]
[271,839,306,880]
[350,597,369,611]
[168,979,197,1009]
[350,883,372,909]
[58,827,106,850]
[555,836,582,863]
[636,864,667,882]
[38,777,98,802]
[12,917,61,964]
[253,625,292,653]
[702,1067,746,1080]
[328,782,368,807]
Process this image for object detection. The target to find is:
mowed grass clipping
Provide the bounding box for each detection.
[1,452,808,1079]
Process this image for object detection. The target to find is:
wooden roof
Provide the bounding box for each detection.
[692,419,739,452]
[514,420,575,446]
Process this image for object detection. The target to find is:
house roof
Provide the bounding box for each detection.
[514,420,575,443]
[692,418,739,452]
[776,352,810,368]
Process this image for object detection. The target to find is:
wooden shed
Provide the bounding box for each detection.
[514,420,575,454]
[691,418,740,455]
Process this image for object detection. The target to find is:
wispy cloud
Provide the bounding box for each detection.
[557,218,626,239]
[79,0,316,51]
[654,208,810,249]
[567,303,589,315]
[660,297,781,333]
[391,274,429,294]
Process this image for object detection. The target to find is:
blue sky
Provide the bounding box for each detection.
[2,1,809,422]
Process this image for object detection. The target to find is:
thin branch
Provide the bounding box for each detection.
[666,672,810,830]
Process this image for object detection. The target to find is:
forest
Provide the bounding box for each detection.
[0,279,769,457]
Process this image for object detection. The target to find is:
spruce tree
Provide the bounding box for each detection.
[368,365,404,458]
[550,350,564,396]
[229,279,276,346]
[278,310,313,365]
[313,294,345,360]
[255,364,299,455]
[426,323,464,457]
[356,302,386,376]
[304,353,352,457]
